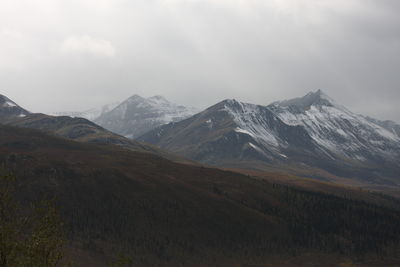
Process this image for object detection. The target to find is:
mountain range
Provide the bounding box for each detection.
[3,91,400,186]
[139,90,400,184]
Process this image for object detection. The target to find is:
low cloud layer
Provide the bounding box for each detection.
[0,0,399,122]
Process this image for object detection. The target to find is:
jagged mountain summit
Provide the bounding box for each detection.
[139,90,400,184]
[94,94,198,138]
[0,94,30,119]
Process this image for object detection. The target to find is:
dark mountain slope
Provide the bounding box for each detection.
[1,124,399,266]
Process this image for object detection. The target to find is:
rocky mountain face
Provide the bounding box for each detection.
[139,90,400,184]
[0,95,30,119]
[94,95,198,138]
[139,99,315,163]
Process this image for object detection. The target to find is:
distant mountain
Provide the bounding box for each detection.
[50,102,120,121]
[94,95,198,138]
[139,90,400,184]
[0,94,30,119]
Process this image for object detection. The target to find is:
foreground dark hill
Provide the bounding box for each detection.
[1,124,399,266]
[139,90,400,185]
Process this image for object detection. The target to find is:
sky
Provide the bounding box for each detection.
[0,0,399,122]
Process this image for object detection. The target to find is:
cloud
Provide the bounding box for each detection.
[0,0,399,122]
[60,36,115,58]
[0,29,31,70]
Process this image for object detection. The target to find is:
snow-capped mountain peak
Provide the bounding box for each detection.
[95,94,199,138]
[268,90,400,163]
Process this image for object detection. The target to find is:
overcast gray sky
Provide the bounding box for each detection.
[0,0,399,122]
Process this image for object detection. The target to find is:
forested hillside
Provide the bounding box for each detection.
[1,125,399,266]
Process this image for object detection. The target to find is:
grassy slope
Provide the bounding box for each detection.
[0,125,399,266]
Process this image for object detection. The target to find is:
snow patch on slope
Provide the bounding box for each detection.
[206,119,214,129]
[4,101,17,107]
[225,101,279,148]
[235,127,255,137]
